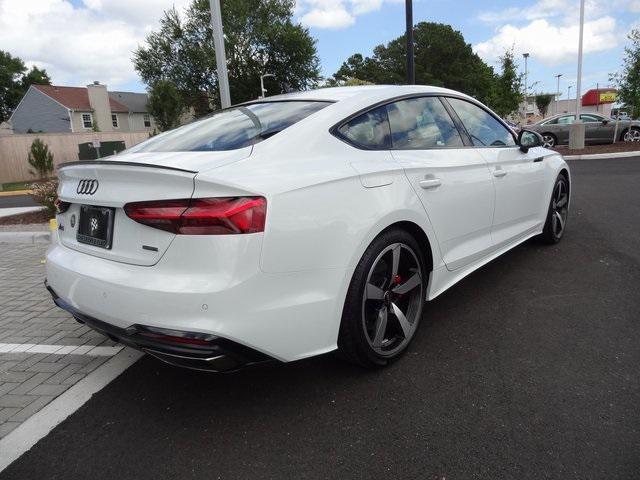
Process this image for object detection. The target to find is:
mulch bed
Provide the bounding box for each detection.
[552,142,640,156]
[0,209,53,226]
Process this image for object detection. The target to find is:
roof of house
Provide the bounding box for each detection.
[33,85,129,112]
[108,91,149,113]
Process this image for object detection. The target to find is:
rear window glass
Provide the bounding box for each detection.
[337,106,391,149]
[128,101,330,152]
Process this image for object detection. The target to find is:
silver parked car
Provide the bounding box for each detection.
[527,113,640,147]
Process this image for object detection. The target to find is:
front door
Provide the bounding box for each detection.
[444,97,547,249]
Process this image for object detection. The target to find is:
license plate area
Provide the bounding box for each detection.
[77,205,114,249]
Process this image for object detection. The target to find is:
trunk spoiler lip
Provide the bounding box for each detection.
[57,160,197,174]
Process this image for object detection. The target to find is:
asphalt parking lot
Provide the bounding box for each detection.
[2,157,640,479]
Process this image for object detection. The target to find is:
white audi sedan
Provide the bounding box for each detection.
[46,85,570,371]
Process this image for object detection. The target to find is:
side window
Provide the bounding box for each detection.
[557,115,575,124]
[580,114,600,123]
[544,117,559,125]
[386,97,463,149]
[447,98,516,147]
[337,106,391,149]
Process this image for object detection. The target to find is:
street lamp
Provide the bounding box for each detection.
[522,53,530,119]
[260,73,275,99]
[569,0,586,149]
[405,0,415,85]
[209,0,231,108]
[568,85,572,109]
[555,74,562,115]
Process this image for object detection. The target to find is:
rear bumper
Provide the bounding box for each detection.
[45,281,272,372]
[45,238,348,362]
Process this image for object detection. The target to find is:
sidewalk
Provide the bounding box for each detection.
[0,243,122,438]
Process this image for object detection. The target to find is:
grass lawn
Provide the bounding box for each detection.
[1,180,33,191]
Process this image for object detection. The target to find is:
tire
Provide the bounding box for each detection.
[622,127,640,142]
[541,133,557,148]
[538,174,569,244]
[338,228,427,368]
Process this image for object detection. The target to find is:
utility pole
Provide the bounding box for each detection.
[209,0,231,109]
[405,0,415,85]
[555,74,562,115]
[523,53,530,120]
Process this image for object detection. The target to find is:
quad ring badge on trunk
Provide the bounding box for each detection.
[77,179,99,195]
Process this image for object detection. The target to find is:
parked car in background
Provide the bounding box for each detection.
[528,112,640,147]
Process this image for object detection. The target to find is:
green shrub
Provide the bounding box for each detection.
[27,138,54,179]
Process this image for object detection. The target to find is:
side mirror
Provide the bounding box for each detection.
[518,129,543,153]
[602,119,610,125]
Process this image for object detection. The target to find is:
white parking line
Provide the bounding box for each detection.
[0,347,143,472]
[0,343,123,356]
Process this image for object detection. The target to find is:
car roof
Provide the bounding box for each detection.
[263,85,474,103]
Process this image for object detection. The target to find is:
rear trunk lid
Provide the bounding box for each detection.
[56,149,252,266]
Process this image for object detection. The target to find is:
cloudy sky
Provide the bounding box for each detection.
[1,0,639,99]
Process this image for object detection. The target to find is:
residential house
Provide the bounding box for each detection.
[10,82,156,134]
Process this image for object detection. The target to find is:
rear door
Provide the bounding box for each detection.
[444,97,548,249]
[387,96,496,271]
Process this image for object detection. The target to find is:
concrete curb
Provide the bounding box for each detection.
[0,190,32,197]
[0,231,50,244]
[562,150,640,160]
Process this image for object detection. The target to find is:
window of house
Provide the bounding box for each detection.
[112,114,119,128]
[386,97,463,149]
[82,113,93,129]
[446,98,516,147]
[143,114,151,128]
[337,106,391,149]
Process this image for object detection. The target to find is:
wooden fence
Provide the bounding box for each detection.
[0,131,150,184]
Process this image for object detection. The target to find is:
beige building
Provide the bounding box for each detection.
[9,82,156,134]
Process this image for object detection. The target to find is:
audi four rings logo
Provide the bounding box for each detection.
[77,179,99,195]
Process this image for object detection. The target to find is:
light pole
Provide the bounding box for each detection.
[209,0,231,109]
[259,73,275,99]
[405,0,415,85]
[568,85,572,110]
[569,0,586,149]
[523,53,530,119]
[555,74,562,115]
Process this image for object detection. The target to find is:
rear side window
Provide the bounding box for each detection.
[557,115,575,124]
[128,101,330,152]
[447,97,516,147]
[386,97,463,148]
[337,106,391,149]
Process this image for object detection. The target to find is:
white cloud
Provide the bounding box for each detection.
[474,17,619,66]
[0,0,190,89]
[297,0,401,29]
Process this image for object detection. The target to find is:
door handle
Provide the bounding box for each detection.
[493,169,507,178]
[418,178,442,189]
[533,156,544,163]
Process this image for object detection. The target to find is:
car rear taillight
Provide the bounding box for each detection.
[124,197,266,235]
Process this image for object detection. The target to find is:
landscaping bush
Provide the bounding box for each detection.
[30,179,58,217]
[27,138,54,179]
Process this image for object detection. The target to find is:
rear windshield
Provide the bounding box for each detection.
[128,101,331,152]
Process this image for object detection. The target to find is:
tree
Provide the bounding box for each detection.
[27,138,54,179]
[611,29,640,119]
[487,49,523,118]
[0,51,26,123]
[535,94,554,118]
[21,66,51,91]
[331,23,496,105]
[0,51,52,122]
[147,80,185,131]
[133,0,320,116]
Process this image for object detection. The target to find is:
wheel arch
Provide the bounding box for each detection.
[375,220,434,273]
